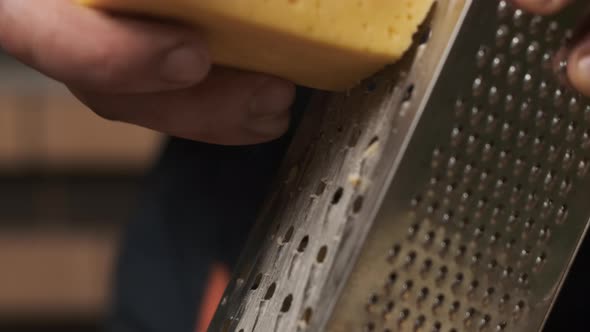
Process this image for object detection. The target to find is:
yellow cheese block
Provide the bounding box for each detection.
[78,0,434,91]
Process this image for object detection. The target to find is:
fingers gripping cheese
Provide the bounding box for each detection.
[78,0,434,91]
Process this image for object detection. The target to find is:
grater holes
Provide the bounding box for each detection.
[581,129,590,149]
[473,76,486,97]
[512,300,526,319]
[403,251,418,269]
[417,286,430,303]
[471,252,483,266]
[432,293,445,311]
[264,282,276,300]
[556,204,568,224]
[538,224,551,240]
[363,322,375,331]
[433,321,442,331]
[418,24,433,45]
[566,121,577,142]
[495,25,510,47]
[463,307,478,328]
[383,300,396,319]
[476,46,491,68]
[489,232,501,245]
[449,300,461,319]
[546,21,560,43]
[408,223,421,239]
[526,41,540,63]
[432,148,444,169]
[331,187,344,204]
[450,126,464,146]
[401,280,414,298]
[297,236,309,252]
[300,307,313,326]
[558,177,572,196]
[507,63,522,86]
[509,33,526,55]
[569,96,581,114]
[281,226,295,244]
[497,1,511,19]
[422,231,436,247]
[387,244,402,262]
[454,98,467,118]
[578,159,589,177]
[488,259,498,270]
[280,294,293,313]
[484,287,495,301]
[542,52,553,71]
[442,210,454,225]
[469,106,484,127]
[451,272,464,291]
[386,271,399,290]
[420,258,433,276]
[438,238,451,257]
[316,245,328,263]
[251,273,262,290]
[539,80,551,99]
[414,314,426,329]
[522,71,535,92]
[479,314,492,330]
[315,180,327,196]
[534,252,547,269]
[411,195,423,208]
[402,84,416,103]
[517,272,529,286]
[367,293,380,310]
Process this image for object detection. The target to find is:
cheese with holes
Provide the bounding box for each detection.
[78,0,434,91]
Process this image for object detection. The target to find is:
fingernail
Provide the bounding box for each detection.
[160,43,209,84]
[248,78,296,118]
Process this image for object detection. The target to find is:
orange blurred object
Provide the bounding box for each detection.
[195,263,231,332]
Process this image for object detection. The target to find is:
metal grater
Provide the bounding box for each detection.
[208,1,590,331]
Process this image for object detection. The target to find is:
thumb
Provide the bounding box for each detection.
[0,0,211,93]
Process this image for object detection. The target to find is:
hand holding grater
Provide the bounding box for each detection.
[205,1,590,331]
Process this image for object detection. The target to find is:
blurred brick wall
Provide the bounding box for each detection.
[0,53,162,328]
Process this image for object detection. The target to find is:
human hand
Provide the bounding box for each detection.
[512,0,590,97]
[0,0,296,145]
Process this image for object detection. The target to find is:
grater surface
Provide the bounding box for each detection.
[208,1,590,331]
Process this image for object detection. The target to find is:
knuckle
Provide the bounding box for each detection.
[78,39,130,86]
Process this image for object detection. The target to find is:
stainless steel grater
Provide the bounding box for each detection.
[207,1,590,331]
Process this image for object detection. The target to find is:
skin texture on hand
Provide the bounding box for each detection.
[512,0,590,97]
[0,0,296,145]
